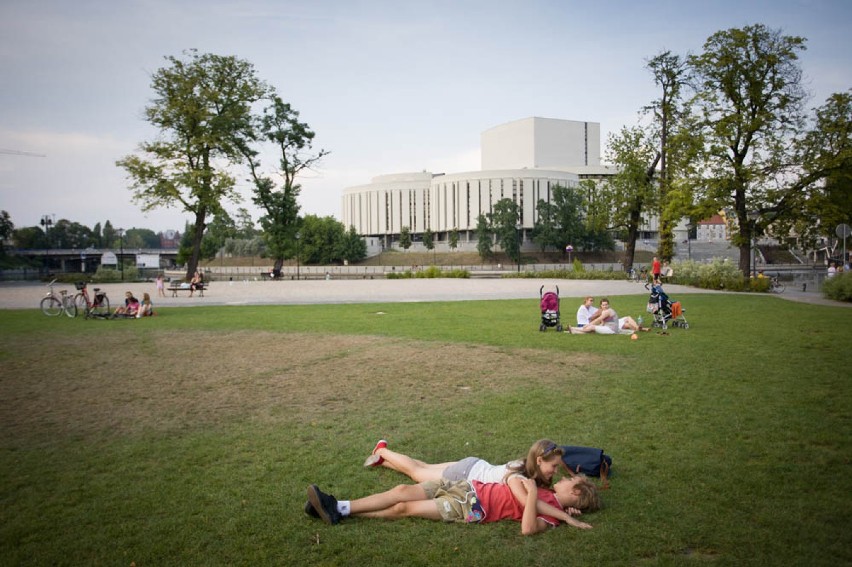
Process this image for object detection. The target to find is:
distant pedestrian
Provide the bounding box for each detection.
[156,273,166,297]
[652,257,661,283]
[827,262,837,278]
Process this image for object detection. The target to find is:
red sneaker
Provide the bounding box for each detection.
[364,439,387,467]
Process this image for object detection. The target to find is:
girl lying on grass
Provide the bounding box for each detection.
[306,473,593,534]
[305,439,600,534]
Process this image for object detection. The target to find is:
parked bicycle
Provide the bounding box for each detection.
[73,282,111,318]
[40,279,77,317]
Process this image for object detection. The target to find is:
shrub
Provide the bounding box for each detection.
[386,266,469,279]
[671,259,748,291]
[823,271,852,302]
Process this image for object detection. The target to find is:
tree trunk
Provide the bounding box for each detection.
[185,209,207,280]
[622,206,643,272]
[739,241,752,277]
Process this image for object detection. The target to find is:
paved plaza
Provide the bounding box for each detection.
[2,277,846,310]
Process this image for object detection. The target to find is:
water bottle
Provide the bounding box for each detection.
[637,316,644,327]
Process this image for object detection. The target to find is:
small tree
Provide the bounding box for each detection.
[341,226,367,264]
[489,198,520,265]
[475,215,493,261]
[422,228,434,252]
[399,226,412,251]
[448,228,460,251]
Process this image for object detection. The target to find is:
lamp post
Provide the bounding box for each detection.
[295,231,301,280]
[516,222,522,273]
[39,214,54,272]
[747,211,760,278]
[118,228,125,282]
[687,222,693,261]
[565,244,574,266]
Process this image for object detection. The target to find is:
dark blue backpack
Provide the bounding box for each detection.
[560,445,612,486]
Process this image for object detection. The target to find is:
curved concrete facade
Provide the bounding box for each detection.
[341,117,613,250]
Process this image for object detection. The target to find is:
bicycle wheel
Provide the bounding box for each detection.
[773,283,786,294]
[40,296,63,316]
[63,296,78,318]
[88,295,110,318]
[75,292,88,312]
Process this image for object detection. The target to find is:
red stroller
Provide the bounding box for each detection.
[539,285,563,332]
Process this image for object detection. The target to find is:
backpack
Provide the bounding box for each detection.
[560,445,612,488]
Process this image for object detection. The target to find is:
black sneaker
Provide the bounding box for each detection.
[307,484,342,525]
[304,500,320,518]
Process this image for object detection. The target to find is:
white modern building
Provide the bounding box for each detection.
[341,117,615,252]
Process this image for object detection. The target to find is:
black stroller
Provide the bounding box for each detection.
[645,283,689,329]
[539,285,563,332]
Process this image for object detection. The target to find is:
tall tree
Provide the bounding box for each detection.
[241,95,328,273]
[532,184,586,253]
[340,226,368,264]
[490,198,521,265]
[601,126,660,271]
[117,50,269,279]
[0,210,13,254]
[687,24,808,276]
[645,50,690,262]
[475,214,493,261]
[774,92,852,254]
[234,208,258,239]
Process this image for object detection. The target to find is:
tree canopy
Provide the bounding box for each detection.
[116,50,270,279]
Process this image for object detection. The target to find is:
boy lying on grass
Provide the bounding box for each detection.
[305,473,595,535]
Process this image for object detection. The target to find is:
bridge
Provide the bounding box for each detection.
[7,248,181,274]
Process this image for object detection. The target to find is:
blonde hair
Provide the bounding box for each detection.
[507,439,564,487]
[572,477,602,512]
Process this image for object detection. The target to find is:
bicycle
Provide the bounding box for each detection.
[40,279,77,317]
[769,276,785,294]
[73,281,111,318]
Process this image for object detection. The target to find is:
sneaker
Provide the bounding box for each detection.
[363,439,387,467]
[307,484,341,525]
[304,500,320,518]
[363,454,382,467]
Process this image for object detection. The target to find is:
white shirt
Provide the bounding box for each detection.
[577,305,599,326]
[467,459,524,484]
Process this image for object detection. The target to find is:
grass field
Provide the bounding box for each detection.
[1,293,850,566]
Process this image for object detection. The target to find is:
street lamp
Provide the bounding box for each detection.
[686,222,694,261]
[117,228,125,282]
[40,214,54,272]
[565,244,574,266]
[295,231,301,280]
[516,222,522,273]
[747,211,760,278]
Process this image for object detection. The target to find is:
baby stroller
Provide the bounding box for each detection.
[645,283,689,329]
[539,285,563,332]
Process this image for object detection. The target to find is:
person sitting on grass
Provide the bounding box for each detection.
[579,298,620,334]
[360,439,600,518]
[576,296,599,328]
[305,472,594,534]
[137,292,154,318]
[113,291,140,318]
[618,316,650,333]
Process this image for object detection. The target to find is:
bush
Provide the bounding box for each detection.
[386,266,469,279]
[506,268,626,280]
[823,271,852,302]
[671,259,748,291]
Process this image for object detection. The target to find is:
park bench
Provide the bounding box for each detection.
[167,282,206,297]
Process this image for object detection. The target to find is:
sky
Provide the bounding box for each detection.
[1,0,850,235]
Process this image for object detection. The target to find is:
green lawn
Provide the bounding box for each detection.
[1,293,850,566]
